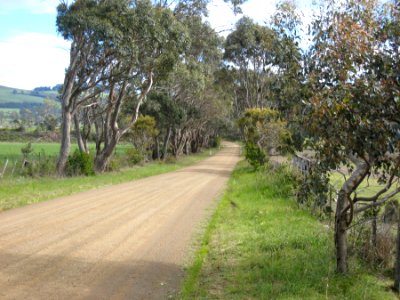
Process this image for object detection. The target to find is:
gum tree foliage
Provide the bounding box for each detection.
[56,0,187,172]
[306,0,400,273]
[270,0,304,118]
[128,115,159,159]
[224,17,279,110]
[223,0,304,137]
[166,15,226,157]
[57,0,248,173]
[154,0,247,14]
[142,10,227,159]
[238,108,291,169]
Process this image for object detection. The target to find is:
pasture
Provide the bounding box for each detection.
[0,86,44,105]
[0,142,131,161]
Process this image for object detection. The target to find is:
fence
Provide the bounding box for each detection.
[0,154,57,179]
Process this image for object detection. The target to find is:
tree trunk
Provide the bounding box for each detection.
[395,207,400,293]
[57,110,72,174]
[162,127,172,160]
[74,114,87,154]
[94,137,118,173]
[56,39,82,175]
[371,205,378,260]
[153,137,160,160]
[335,159,370,273]
[191,138,199,153]
[335,190,349,273]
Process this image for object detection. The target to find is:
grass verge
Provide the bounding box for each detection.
[0,142,130,160]
[181,161,396,299]
[0,148,218,211]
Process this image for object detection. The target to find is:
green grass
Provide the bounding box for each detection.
[0,108,19,113]
[181,161,396,299]
[329,172,394,198]
[0,148,217,211]
[0,142,130,161]
[0,85,44,104]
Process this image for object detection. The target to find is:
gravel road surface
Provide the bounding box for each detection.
[0,142,240,299]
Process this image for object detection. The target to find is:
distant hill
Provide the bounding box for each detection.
[0,85,59,110]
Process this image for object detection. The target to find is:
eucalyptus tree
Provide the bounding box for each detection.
[56,0,126,173]
[224,17,278,110]
[154,0,247,14]
[57,0,187,172]
[142,10,226,158]
[270,0,304,117]
[306,0,400,273]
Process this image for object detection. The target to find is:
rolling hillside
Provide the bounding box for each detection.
[0,85,59,110]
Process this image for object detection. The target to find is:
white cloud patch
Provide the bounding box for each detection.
[207,0,277,35]
[0,32,70,89]
[0,0,60,14]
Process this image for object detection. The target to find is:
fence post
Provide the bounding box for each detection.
[0,159,8,178]
[11,160,17,176]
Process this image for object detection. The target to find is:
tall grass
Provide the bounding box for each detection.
[0,148,217,211]
[181,161,396,299]
[0,142,130,161]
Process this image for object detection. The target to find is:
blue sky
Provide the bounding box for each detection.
[0,0,312,90]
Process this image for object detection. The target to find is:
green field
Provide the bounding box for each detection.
[0,85,45,105]
[181,162,396,299]
[330,171,395,198]
[0,108,19,113]
[0,142,131,161]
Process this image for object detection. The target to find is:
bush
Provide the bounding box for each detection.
[126,147,144,165]
[66,150,95,176]
[268,164,299,198]
[164,155,177,164]
[21,142,33,159]
[295,168,331,214]
[245,142,267,170]
[211,136,222,148]
[20,151,56,178]
[106,156,123,172]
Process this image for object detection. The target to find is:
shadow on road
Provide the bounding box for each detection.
[0,251,182,300]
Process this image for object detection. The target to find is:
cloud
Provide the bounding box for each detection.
[0,32,70,90]
[207,0,277,35]
[0,0,60,14]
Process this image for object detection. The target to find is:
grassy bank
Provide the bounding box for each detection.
[0,148,217,211]
[0,142,130,160]
[181,161,395,299]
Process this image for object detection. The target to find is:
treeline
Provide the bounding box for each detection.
[56,0,241,173]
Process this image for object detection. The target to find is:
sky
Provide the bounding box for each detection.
[0,0,313,90]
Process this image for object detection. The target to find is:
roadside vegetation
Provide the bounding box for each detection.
[0,147,218,211]
[0,142,130,161]
[181,161,396,299]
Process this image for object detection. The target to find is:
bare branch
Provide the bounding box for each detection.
[354,187,400,214]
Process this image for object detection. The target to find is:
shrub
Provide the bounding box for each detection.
[66,150,94,176]
[245,142,267,170]
[125,147,144,165]
[211,136,222,148]
[269,164,299,198]
[164,155,177,164]
[20,151,56,178]
[21,142,33,159]
[106,155,123,172]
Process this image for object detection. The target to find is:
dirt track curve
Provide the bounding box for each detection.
[0,142,240,300]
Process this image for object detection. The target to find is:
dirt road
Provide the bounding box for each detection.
[0,142,240,300]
